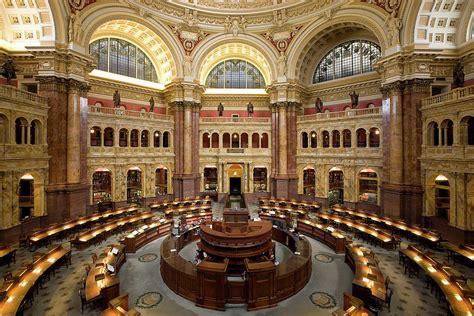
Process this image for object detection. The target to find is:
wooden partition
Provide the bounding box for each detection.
[196,259,229,311]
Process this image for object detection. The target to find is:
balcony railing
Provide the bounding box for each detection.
[88,106,172,121]
[200,117,271,123]
[297,107,381,122]
[0,84,48,104]
[422,86,474,107]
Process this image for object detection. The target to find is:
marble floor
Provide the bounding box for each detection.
[1,202,472,316]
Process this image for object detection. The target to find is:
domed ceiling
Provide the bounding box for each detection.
[169,0,307,13]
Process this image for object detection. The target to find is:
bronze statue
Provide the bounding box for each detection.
[113,90,121,108]
[247,102,254,117]
[315,96,323,113]
[453,62,464,89]
[149,96,155,112]
[218,102,224,117]
[0,57,17,82]
[349,91,359,109]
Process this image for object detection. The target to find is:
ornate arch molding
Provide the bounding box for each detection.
[193,34,278,86]
[287,9,389,82]
[77,6,182,82]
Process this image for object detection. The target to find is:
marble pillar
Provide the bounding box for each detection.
[38,77,89,222]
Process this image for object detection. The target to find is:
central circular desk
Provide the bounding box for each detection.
[160,215,311,311]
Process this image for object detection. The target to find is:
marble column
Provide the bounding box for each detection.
[38,77,89,222]
[381,79,432,224]
[278,103,288,175]
[183,103,193,174]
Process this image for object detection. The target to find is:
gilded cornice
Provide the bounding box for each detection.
[89,78,165,103]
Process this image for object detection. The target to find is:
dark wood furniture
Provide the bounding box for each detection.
[122,219,172,253]
[297,219,347,253]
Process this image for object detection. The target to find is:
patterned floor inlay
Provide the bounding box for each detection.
[135,291,163,309]
[138,253,158,263]
[309,291,337,309]
[314,253,334,263]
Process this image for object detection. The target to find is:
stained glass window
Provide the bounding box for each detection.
[205,59,265,89]
[313,40,381,83]
[89,38,158,83]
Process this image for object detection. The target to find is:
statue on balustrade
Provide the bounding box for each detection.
[0,57,17,82]
[314,96,323,113]
[349,91,359,109]
[218,102,224,117]
[149,96,155,113]
[113,90,121,108]
[247,102,254,117]
[453,62,464,89]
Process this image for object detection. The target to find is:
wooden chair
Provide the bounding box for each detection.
[91,253,98,263]
[19,235,29,248]
[78,289,98,314]
[3,271,12,282]
[84,264,91,275]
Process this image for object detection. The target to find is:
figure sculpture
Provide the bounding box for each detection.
[113,90,121,108]
[217,103,224,117]
[247,102,254,117]
[349,91,359,109]
[315,96,323,113]
[0,58,17,82]
[149,97,155,113]
[453,62,465,89]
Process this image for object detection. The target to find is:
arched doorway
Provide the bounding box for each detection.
[92,168,112,205]
[228,164,243,195]
[328,167,344,206]
[358,168,378,204]
[253,167,268,192]
[155,167,168,196]
[127,167,142,203]
[303,167,315,196]
[204,166,218,192]
[19,174,34,221]
[434,175,450,220]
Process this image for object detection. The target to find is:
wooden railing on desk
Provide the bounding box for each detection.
[297,219,347,253]
[0,245,71,315]
[149,196,211,210]
[259,198,320,211]
[400,245,473,315]
[122,219,172,253]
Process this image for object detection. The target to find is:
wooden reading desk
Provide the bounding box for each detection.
[0,245,71,315]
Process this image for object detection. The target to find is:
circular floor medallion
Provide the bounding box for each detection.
[135,291,163,309]
[310,291,337,309]
[314,253,334,263]
[138,253,158,263]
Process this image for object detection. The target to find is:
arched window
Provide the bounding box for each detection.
[357,128,367,147]
[205,59,265,89]
[241,133,249,148]
[127,168,142,203]
[153,131,161,147]
[302,132,308,148]
[203,133,211,148]
[30,120,41,145]
[461,116,474,145]
[89,38,158,82]
[434,175,450,220]
[15,118,28,145]
[232,133,239,148]
[251,133,259,148]
[440,120,453,146]
[0,114,8,144]
[328,168,344,206]
[322,131,330,148]
[119,128,128,147]
[428,122,439,146]
[211,133,219,148]
[369,128,380,147]
[313,40,381,83]
[223,133,230,148]
[310,131,317,148]
[343,129,351,147]
[332,130,340,148]
[130,129,139,147]
[90,126,101,146]
[104,128,114,147]
[141,130,149,147]
[261,133,269,148]
[163,131,170,148]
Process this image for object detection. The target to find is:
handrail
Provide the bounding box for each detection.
[422,86,474,107]
[88,105,172,121]
[0,84,48,104]
[200,117,271,123]
[297,107,381,122]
